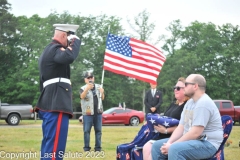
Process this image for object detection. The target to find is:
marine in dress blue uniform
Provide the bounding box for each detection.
[36,24,81,160]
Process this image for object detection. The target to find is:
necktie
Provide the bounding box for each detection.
[152,89,155,97]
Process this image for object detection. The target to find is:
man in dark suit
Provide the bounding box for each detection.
[144,83,163,118]
[36,24,81,160]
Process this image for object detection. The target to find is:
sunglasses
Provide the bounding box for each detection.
[173,86,184,91]
[185,82,196,87]
[87,76,93,79]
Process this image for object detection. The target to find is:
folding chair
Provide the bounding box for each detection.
[116,123,159,160]
[207,115,233,160]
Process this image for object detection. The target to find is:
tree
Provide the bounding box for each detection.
[214,24,240,104]
[8,14,55,104]
[160,21,240,106]
[0,0,19,102]
[159,21,220,107]
[127,9,155,42]
[161,19,183,55]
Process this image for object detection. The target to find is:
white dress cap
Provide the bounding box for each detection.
[53,24,79,34]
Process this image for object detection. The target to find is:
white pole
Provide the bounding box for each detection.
[98,25,110,111]
[100,69,105,87]
[98,67,105,111]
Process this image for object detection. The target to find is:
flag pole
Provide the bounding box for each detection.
[98,25,110,112]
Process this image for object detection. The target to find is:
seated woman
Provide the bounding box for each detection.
[143,77,189,160]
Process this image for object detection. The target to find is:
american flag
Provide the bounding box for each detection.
[147,114,179,132]
[103,33,166,84]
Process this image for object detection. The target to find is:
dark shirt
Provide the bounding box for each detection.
[154,101,187,140]
[91,85,99,115]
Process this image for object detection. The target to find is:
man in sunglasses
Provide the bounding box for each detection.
[144,82,163,119]
[151,74,223,160]
[36,24,81,160]
[80,72,104,152]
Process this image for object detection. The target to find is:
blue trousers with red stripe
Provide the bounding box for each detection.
[38,110,69,160]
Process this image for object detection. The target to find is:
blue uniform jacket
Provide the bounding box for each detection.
[36,39,81,117]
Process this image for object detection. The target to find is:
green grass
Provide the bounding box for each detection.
[0,120,239,160]
[0,120,140,160]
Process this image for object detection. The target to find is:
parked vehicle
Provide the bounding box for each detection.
[213,100,240,124]
[79,107,145,126]
[0,100,34,125]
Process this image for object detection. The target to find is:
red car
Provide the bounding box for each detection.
[79,107,145,126]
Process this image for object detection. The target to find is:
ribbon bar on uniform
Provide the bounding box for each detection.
[43,78,71,88]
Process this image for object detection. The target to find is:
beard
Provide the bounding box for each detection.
[184,91,194,98]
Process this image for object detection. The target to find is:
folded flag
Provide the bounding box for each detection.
[146,114,179,132]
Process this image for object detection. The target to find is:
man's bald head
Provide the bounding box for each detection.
[187,74,206,91]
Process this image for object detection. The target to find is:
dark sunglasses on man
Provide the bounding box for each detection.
[185,82,195,87]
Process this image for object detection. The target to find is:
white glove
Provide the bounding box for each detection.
[67,34,79,41]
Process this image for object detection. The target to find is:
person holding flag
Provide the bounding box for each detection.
[80,72,104,152]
